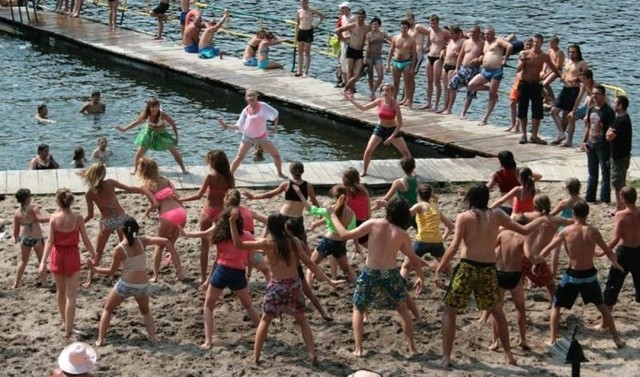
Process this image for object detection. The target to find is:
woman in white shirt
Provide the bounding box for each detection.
[218,89,286,178]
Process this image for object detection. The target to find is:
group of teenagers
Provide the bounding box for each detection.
[10,142,640,367]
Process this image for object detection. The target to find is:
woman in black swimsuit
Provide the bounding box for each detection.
[242,29,267,66]
[29,144,59,170]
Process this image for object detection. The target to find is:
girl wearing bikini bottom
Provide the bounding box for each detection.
[81,162,159,286]
[88,217,165,346]
[12,188,49,288]
[344,83,412,177]
[181,150,235,284]
[39,189,96,338]
[137,157,186,282]
[229,210,342,365]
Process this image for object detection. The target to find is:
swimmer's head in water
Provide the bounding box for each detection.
[81,162,107,191]
[91,90,101,99]
[37,103,48,116]
[37,143,50,157]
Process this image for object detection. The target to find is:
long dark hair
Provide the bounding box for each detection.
[267,214,293,266]
[464,183,489,218]
[207,150,235,188]
[211,207,244,244]
[123,217,139,246]
[519,167,536,198]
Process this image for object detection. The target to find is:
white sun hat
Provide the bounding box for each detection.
[58,342,97,375]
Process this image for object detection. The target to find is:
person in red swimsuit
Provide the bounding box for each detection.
[180,150,234,284]
[344,83,412,176]
[39,189,96,338]
[137,157,186,282]
[490,167,537,217]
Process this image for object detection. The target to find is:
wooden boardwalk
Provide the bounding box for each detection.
[1,9,584,162]
[3,157,640,195]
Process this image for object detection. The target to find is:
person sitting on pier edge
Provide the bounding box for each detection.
[183,11,204,53]
[242,29,267,67]
[198,11,230,59]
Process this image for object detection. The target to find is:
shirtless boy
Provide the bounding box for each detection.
[336,9,370,95]
[386,20,416,108]
[539,200,624,348]
[599,187,640,326]
[149,0,170,40]
[435,184,546,366]
[466,27,513,125]
[550,44,588,145]
[516,34,562,145]
[295,0,324,77]
[364,17,389,100]
[444,25,483,118]
[422,14,447,112]
[79,91,106,115]
[331,197,425,357]
[439,24,464,115]
[197,11,230,59]
[486,217,528,351]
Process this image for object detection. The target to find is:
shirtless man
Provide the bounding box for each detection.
[386,20,417,107]
[335,2,354,87]
[445,25,483,119]
[439,25,464,115]
[435,184,546,366]
[542,36,565,105]
[550,44,588,144]
[179,0,190,35]
[404,12,428,108]
[197,11,229,59]
[517,34,562,145]
[295,0,324,77]
[522,195,572,302]
[79,91,106,115]
[331,197,425,357]
[598,187,640,328]
[183,14,204,53]
[422,14,447,111]
[336,9,370,95]
[539,200,625,348]
[465,27,513,125]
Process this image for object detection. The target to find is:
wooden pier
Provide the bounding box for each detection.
[1,9,639,195]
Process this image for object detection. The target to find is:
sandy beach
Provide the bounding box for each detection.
[1,182,639,376]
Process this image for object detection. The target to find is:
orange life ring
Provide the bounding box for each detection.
[186,9,200,25]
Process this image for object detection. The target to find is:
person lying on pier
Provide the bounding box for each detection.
[242,29,267,66]
[198,11,229,59]
[257,32,284,70]
[34,103,55,124]
[150,0,170,40]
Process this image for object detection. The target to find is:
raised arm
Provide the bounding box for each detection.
[116,115,144,132]
[243,181,288,200]
[180,175,210,202]
[217,118,240,131]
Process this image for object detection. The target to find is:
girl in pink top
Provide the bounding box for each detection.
[190,208,261,349]
[218,89,286,178]
[180,150,235,284]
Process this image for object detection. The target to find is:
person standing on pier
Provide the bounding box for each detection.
[422,14,447,112]
[295,0,324,78]
[336,8,370,95]
[606,95,632,212]
[387,20,417,108]
[218,89,286,178]
[343,83,412,177]
[150,0,170,40]
[516,34,561,145]
[116,97,188,175]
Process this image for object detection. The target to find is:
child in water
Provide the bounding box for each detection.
[92,136,113,165]
[72,147,87,169]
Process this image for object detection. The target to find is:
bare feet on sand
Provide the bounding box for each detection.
[200,342,212,350]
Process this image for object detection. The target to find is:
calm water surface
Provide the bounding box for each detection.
[2,0,638,169]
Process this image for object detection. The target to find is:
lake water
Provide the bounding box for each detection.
[2,0,638,170]
[0,34,443,171]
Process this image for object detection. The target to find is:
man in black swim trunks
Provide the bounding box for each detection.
[539,201,625,348]
[336,9,370,94]
[295,0,324,77]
